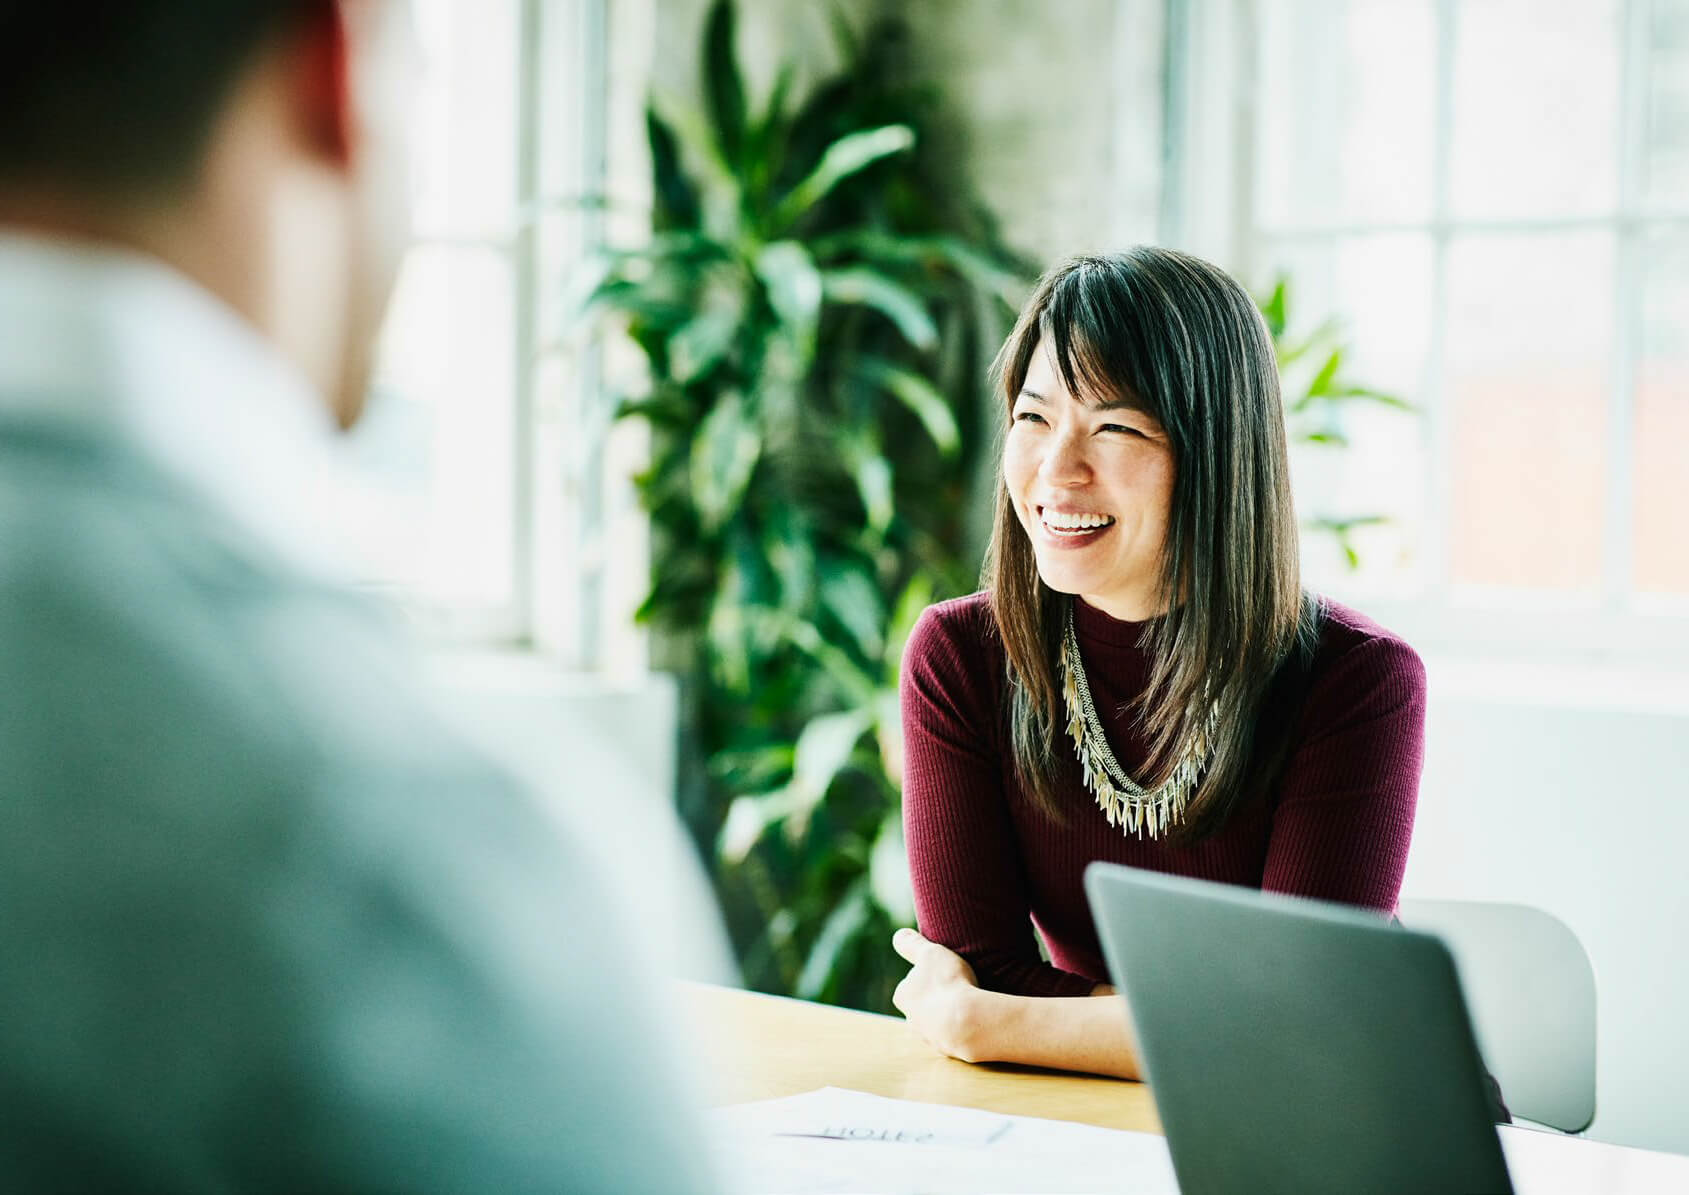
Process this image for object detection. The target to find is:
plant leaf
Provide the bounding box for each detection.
[691,390,762,531]
[778,616,879,708]
[883,573,935,685]
[793,708,874,805]
[873,686,903,788]
[709,743,796,790]
[795,877,873,1000]
[820,564,885,660]
[1308,514,1390,532]
[1259,278,1288,339]
[857,357,959,457]
[851,451,895,537]
[1306,348,1344,397]
[646,107,700,230]
[1299,429,1350,448]
[772,124,916,230]
[1331,385,1416,411]
[706,587,751,691]
[762,504,818,614]
[868,814,915,925]
[755,241,823,364]
[650,93,744,242]
[823,266,938,351]
[745,63,798,198]
[717,786,804,864]
[702,0,747,167]
[1277,317,1341,367]
[669,309,739,383]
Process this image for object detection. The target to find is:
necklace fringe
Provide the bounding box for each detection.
[1059,602,1217,840]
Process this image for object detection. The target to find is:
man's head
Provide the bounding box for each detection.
[0,1,418,428]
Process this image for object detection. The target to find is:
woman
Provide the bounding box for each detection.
[890,248,1425,1078]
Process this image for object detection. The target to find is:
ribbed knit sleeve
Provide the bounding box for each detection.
[1260,632,1427,912]
[900,601,1098,998]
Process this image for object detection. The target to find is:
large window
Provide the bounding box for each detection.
[342,0,614,660]
[1181,0,1689,658]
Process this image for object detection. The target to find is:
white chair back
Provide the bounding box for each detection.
[1398,899,1596,1133]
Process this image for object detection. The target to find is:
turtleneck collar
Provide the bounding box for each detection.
[1071,594,1154,650]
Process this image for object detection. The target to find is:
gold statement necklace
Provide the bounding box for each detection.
[1059,601,1219,840]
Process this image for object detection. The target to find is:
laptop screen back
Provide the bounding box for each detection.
[1085,864,1512,1195]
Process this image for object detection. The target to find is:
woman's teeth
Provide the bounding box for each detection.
[1042,511,1116,535]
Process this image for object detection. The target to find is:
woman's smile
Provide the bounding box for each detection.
[1004,340,1175,619]
[1035,505,1118,546]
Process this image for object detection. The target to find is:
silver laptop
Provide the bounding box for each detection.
[1085,863,1512,1195]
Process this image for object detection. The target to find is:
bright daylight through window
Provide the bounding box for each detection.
[1250,0,1689,625]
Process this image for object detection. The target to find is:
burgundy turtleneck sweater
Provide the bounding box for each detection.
[900,592,1426,998]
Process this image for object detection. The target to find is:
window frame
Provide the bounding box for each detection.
[1166,0,1689,669]
[388,0,632,671]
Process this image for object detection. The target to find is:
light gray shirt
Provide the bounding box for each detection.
[0,233,718,1192]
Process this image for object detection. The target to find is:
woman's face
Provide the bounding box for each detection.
[1004,339,1176,622]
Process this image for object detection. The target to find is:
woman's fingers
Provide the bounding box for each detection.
[891,926,930,965]
[892,928,980,997]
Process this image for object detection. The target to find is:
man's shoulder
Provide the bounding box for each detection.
[1,419,302,603]
[0,435,504,812]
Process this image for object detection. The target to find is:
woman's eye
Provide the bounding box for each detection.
[1014,411,1046,425]
[1100,423,1144,438]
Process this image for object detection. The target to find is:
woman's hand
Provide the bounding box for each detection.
[890,928,994,1063]
[891,929,1142,1078]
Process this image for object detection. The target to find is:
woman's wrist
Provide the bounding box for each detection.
[954,983,1116,1064]
[950,984,1013,1063]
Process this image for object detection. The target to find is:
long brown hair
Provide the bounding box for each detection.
[985,247,1320,842]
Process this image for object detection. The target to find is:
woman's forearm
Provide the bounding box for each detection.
[960,985,1142,1079]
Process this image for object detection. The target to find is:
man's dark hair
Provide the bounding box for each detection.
[0,2,312,196]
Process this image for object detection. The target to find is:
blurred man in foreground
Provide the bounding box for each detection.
[0,3,718,1189]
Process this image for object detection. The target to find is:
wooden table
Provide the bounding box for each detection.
[691,984,1689,1194]
[689,983,1161,1134]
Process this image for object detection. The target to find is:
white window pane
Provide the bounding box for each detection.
[1645,0,1689,210]
[1255,1,1436,229]
[1445,232,1613,591]
[1262,234,1435,595]
[412,0,521,240]
[1634,235,1689,595]
[1449,0,1621,221]
[359,245,517,610]
[537,0,592,200]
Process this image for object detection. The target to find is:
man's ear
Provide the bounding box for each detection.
[290,0,355,169]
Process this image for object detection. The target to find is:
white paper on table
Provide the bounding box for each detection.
[1498,1123,1689,1194]
[709,1087,1180,1194]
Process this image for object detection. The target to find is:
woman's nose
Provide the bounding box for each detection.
[1039,427,1092,486]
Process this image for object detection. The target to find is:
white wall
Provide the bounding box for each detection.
[1403,662,1689,1154]
[893,0,1165,261]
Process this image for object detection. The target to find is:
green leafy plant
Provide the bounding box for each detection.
[1260,278,1415,568]
[572,0,1033,1012]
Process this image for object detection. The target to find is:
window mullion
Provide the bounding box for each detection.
[1606,0,1650,613]
[577,0,613,673]
[512,0,543,645]
[1425,0,1458,605]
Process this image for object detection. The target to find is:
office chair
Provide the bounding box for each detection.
[1398,899,1596,1133]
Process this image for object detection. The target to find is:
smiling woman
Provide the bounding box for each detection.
[1005,348,1176,625]
[891,248,1429,1079]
